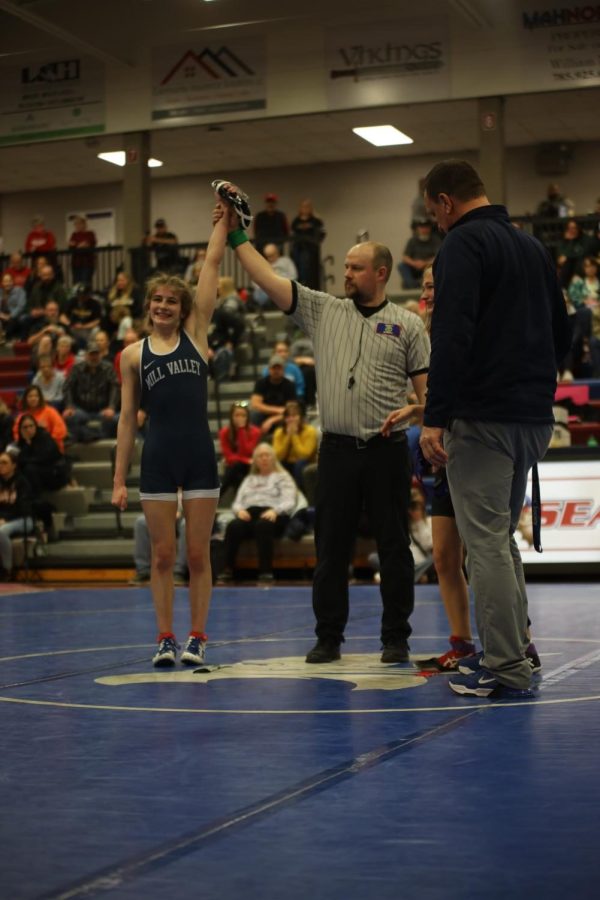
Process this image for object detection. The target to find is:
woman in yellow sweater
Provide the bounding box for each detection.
[272,400,317,490]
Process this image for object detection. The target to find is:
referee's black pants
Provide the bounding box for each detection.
[313,434,414,645]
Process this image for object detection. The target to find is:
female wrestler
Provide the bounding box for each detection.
[112,201,228,667]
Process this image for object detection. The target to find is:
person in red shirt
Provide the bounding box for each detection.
[3,251,32,289]
[54,334,77,378]
[218,402,261,499]
[68,215,97,286]
[24,216,57,260]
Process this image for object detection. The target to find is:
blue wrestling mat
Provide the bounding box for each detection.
[0,582,599,899]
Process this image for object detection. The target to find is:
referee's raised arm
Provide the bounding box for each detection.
[214,196,294,312]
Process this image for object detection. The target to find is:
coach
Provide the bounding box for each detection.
[419,159,571,699]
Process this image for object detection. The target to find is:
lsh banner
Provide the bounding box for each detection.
[0,55,105,146]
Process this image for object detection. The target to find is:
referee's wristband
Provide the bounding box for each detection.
[227,228,249,249]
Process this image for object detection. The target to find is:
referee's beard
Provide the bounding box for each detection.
[345,283,368,304]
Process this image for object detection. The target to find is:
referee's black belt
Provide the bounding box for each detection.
[322,431,407,450]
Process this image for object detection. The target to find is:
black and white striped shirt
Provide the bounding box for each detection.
[288,283,430,440]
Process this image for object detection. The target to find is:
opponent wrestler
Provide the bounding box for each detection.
[112,203,227,667]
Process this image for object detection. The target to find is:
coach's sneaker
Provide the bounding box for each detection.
[458,650,485,675]
[181,635,207,667]
[449,668,535,700]
[526,642,542,674]
[211,179,253,230]
[152,635,177,667]
[416,635,476,672]
[459,647,542,676]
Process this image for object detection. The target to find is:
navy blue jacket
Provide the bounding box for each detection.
[424,205,571,427]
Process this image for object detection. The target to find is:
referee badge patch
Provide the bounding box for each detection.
[376,322,401,337]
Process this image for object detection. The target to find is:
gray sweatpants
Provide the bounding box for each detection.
[445,419,552,688]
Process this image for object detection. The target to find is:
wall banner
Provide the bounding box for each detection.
[152,38,266,121]
[325,20,450,109]
[521,459,600,565]
[520,4,600,88]
[0,56,105,146]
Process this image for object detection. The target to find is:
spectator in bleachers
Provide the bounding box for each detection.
[250,353,297,434]
[26,299,68,350]
[290,333,316,407]
[208,276,246,381]
[272,400,318,490]
[64,283,102,349]
[569,257,600,377]
[3,252,31,290]
[30,333,55,375]
[399,219,442,289]
[25,265,68,335]
[93,329,113,362]
[251,244,297,309]
[368,487,434,585]
[536,182,574,219]
[31,354,66,411]
[24,255,48,296]
[219,401,261,499]
[262,337,305,399]
[13,385,67,452]
[0,448,34,580]
[0,398,14,451]
[410,177,432,227]
[568,256,600,308]
[290,199,325,290]
[113,327,141,384]
[556,219,595,287]
[144,218,180,272]
[0,273,27,343]
[105,271,141,336]
[24,215,57,262]
[15,415,69,494]
[68,215,97,286]
[184,247,207,286]
[253,193,289,253]
[55,334,77,378]
[63,339,120,443]
[217,442,299,584]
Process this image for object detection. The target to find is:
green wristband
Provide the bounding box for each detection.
[227,228,249,249]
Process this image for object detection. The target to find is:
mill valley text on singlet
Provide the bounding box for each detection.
[140,330,210,433]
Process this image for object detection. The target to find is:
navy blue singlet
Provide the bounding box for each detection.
[139,329,219,499]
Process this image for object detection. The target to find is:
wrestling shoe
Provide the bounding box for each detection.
[380,640,410,663]
[449,668,535,700]
[416,635,476,672]
[181,635,207,667]
[305,639,341,664]
[152,636,177,667]
[211,179,253,230]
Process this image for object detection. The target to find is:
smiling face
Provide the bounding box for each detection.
[420,267,434,317]
[148,286,183,328]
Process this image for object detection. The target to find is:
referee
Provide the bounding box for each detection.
[218,198,429,663]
